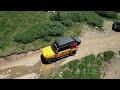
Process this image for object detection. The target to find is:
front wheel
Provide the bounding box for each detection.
[48,58,56,64]
[69,51,76,56]
[112,24,117,30]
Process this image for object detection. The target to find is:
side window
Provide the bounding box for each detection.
[58,45,70,52]
[58,48,64,52]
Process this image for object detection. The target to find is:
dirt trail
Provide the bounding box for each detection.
[61,20,120,65]
[0,20,120,79]
[100,51,120,79]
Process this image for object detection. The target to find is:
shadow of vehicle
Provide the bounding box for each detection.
[40,54,69,64]
[113,29,120,32]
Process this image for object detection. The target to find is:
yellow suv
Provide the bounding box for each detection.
[42,36,81,63]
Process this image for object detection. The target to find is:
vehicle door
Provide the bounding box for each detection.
[55,45,70,58]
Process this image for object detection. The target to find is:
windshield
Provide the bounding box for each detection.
[51,42,58,53]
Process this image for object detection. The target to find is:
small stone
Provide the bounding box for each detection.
[8,70,11,73]
[36,76,39,78]
[102,27,105,30]
[3,72,5,75]
[16,72,19,75]
[28,52,32,55]
[118,73,120,76]
[95,26,98,29]
[40,69,42,71]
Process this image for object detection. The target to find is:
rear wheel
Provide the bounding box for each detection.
[69,50,76,56]
[48,58,56,64]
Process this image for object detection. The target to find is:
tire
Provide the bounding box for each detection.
[69,51,76,56]
[112,24,117,30]
[48,58,56,64]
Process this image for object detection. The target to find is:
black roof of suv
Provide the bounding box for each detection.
[55,36,81,48]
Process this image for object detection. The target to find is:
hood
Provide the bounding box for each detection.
[42,46,55,59]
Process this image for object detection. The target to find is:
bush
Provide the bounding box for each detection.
[45,21,64,36]
[82,54,96,62]
[84,11,103,28]
[14,22,47,43]
[44,36,52,42]
[14,31,37,43]
[0,42,8,51]
[61,18,73,27]
[67,11,85,22]
[67,11,103,28]
[103,50,114,61]
[40,51,115,79]
[96,11,118,19]
[49,11,64,21]
[14,21,64,43]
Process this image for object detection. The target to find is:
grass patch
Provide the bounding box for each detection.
[49,11,103,28]
[0,11,107,57]
[63,22,81,37]
[61,18,73,27]
[66,11,103,28]
[14,21,64,44]
[0,11,82,57]
[40,50,114,79]
[95,11,118,19]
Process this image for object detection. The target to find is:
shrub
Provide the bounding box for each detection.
[44,36,52,42]
[67,11,85,22]
[103,50,114,61]
[84,11,103,28]
[14,31,37,43]
[82,54,96,62]
[96,11,118,19]
[46,21,64,36]
[67,11,103,28]
[49,11,64,21]
[14,22,47,43]
[0,42,8,51]
[61,18,73,27]
[14,21,64,43]
[68,60,80,70]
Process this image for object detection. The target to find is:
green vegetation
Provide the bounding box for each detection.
[41,50,114,79]
[0,11,81,57]
[103,50,114,61]
[67,11,85,22]
[14,21,64,43]
[95,11,118,19]
[49,11,64,21]
[67,11,103,28]
[61,18,73,27]
[43,36,53,42]
[84,12,103,28]
[0,11,117,57]
[49,11,103,28]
